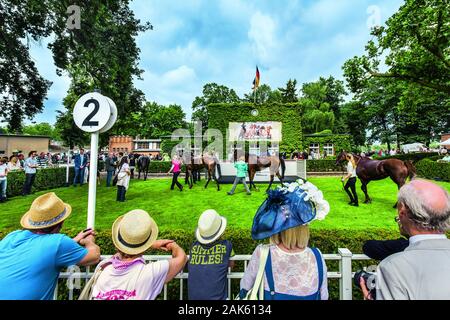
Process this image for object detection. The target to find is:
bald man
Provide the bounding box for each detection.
[361,179,450,300]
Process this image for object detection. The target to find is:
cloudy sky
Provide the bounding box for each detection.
[28,0,404,124]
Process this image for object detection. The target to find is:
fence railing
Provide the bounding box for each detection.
[56,248,372,300]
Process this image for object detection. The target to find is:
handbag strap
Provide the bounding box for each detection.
[249,245,270,300]
[311,247,323,298]
[265,250,275,299]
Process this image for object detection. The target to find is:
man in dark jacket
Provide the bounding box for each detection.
[105,153,116,187]
[73,149,88,187]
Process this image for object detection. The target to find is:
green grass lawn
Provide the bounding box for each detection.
[1,177,449,233]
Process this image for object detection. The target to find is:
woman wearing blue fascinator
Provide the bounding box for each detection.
[239,180,330,300]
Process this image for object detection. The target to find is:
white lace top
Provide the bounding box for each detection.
[240,244,329,299]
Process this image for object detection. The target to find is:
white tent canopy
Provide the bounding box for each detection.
[440,138,450,146]
[401,142,426,153]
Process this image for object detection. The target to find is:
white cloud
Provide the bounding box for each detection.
[161,65,197,86]
[248,12,277,65]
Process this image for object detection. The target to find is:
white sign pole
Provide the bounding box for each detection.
[73,91,117,230]
[87,132,99,229]
[66,148,70,185]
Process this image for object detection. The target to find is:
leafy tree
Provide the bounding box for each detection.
[0,0,52,132]
[131,102,187,138]
[192,83,240,129]
[300,82,335,134]
[48,0,151,147]
[343,0,450,94]
[22,122,60,140]
[340,101,367,147]
[242,84,282,104]
[278,79,298,103]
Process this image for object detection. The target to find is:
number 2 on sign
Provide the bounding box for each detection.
[82,98,100,127]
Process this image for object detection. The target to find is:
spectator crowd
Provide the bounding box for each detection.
[0,177,448,300]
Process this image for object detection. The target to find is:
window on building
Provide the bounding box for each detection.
[323,143,334,157]
[113,148,116,152]
[125,148,128,153]
[137,142,149,150]
[309,143,320,157]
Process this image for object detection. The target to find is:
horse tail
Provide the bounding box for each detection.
[279,154,286,180]
[404,160,416,180]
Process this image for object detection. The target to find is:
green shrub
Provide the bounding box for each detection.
[146,161,186,173]
[6,167,75,198]
[416,158,450,182]
[307,160,344,172]
[374,152,439,163]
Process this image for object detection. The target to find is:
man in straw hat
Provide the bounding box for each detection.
[0,192,101,300]
[90,209,187,300]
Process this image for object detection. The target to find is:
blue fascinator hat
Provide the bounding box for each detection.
[251,180,330,240]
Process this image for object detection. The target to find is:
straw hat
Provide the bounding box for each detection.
[196,209,227,245]
[21,192,72,230]
[112,209,159,255]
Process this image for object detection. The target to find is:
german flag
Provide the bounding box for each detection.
[252,66,260,90]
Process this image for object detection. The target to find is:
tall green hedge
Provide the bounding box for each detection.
[6,167,75,198]
[207,102,303,153]
[416,158,450,182]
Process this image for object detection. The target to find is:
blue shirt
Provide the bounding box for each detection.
[24,157,37,174]
[0,230,88,300]
[188,240,234,300]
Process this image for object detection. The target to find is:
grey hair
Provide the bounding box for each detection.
[398,182,450,232]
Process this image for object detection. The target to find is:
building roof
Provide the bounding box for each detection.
[0,134,51,139]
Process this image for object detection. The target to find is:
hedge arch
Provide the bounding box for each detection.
[207,102,303,153]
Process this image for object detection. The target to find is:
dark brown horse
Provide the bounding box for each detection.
[184,152,220,191]
[243,153,286,191]
[336,151,416,207]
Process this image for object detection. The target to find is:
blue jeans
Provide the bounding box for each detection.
[0,179,6,201]
[73,167,85,186]
[106,170,114,187]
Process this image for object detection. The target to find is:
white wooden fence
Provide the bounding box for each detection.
[56,248,372,300]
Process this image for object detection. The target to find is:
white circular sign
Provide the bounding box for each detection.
[99,97,118,133]
[73,92,111,132]
[251,109,259,117]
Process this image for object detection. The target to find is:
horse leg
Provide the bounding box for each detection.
[213,166,220,191]
[204,171,211,189]
[361,180,371,204]
[276,170,284,185]
[189,171,194,189]
[266,174,275,191]
[250,170,258,191]
[391,175,406,208]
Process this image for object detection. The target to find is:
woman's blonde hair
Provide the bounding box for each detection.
[270,225,310,250]
[346,153,356,168]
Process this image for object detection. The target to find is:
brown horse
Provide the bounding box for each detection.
[335,151,416,207]
[184,152,220,191]
[244,153,286,191]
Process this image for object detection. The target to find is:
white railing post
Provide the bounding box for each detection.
[53,282,58,300]
[338,248,353,300]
